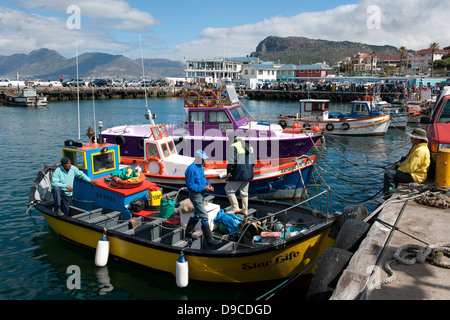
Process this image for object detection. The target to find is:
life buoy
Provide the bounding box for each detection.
[114,135,126,147]
[200,90,217,107]
[326,123,334,131]
[109,172,146,189]
[184,91,200,107]
[143,156,164,175]
[341,123,350,130]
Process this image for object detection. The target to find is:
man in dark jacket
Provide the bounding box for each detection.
[225,134,256,216]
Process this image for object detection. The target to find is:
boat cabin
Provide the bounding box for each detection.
[62,139,155,219]
[180,85,276,138]
[62,140,119,180]
[141,124,226,177]
[142,124,191,175]
[299,99,330,120]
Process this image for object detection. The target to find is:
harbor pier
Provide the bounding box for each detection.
[246,89,398,102]
[3,86,186,101]
[328,182,450,300]
[1,86,399,103]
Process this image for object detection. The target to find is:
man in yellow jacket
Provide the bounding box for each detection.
[383,128,430,197]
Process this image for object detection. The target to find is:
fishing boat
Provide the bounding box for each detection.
[101,85,322,161]
[278,99,391,136]
[117,123,316,200]
[371,99,409,129]
[331,97,408,129]
[28,132,340,284]
[0,88,48,107]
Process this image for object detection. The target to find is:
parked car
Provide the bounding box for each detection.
[126,80,140,87]
[89,79,108,87]
[139,79,152,87]
[152,79,167,86]
[106,79,122,87]
[31,79,62,87]
[62,79,85,87]
[421,86,450,170]
[0,78,12,87]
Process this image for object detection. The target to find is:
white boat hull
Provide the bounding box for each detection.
[281,114,391,136]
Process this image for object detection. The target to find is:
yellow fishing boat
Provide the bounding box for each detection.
[29,129,339,284]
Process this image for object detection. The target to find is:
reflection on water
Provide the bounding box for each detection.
[0,98,419,300]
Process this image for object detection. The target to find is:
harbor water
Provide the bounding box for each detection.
[0,97,418,300]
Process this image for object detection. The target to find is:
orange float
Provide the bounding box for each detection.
[109,172,146,189]
[184,91,200,107]
[143,156,165,175]
[200,90,218,107]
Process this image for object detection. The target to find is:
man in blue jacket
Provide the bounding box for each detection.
[184,150,220,246]
[52,157,96,216]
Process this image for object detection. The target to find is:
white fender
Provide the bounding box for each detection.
[95,234,109,267]
[176,253,189,288]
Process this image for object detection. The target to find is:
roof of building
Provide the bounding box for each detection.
[278,64,330,70]
[415,49,450,55]
[379,55,401,61]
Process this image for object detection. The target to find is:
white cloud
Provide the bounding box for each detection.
[145,0,450,61]
[1,0,449,62]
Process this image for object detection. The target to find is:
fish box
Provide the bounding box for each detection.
[180,202,221,231]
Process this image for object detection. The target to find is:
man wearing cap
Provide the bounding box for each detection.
[383,128,430,198]
[52,157,96,216]
[225,133,256,217]
[184,150,220,246]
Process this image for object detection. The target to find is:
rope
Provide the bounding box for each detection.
[381,243,450,285]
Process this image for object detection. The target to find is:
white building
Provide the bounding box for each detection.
[185,57,259,84]
[240,63,279,89]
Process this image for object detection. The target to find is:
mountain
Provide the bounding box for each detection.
[0,48,185,80]
[251,36,401,65]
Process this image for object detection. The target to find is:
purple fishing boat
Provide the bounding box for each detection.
[101,85,322,161]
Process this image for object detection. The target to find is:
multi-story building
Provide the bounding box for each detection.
[185,57,258,84]
[185,57,330,87]
[240,63,279,88]
[351,52,378,73]
[411,49,450,71]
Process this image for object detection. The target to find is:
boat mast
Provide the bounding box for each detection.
[139,33,155,126]
[76,35,81,141]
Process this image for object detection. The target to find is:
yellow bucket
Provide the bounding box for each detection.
[435,149,450,187]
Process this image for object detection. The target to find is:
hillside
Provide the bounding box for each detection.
[0,48,185,80]
[251,36,401,65]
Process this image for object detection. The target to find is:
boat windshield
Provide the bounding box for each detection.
[229,106,248,121]
[438,99,450,123]
[92,151,115,174]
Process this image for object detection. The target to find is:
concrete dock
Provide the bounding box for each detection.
[330,183,450,300]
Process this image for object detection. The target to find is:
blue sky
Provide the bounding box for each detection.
[1,0,449,62]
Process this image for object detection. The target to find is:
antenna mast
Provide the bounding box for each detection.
[139,33,155,126]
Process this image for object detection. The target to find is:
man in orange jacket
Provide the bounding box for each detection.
[383,128,430,198]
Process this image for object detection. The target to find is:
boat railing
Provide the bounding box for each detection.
[236,184,333,245]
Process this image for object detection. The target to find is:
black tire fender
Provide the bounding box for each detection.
[114,135,126,147]
[306,247,352,300]
[334,219,370,253]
